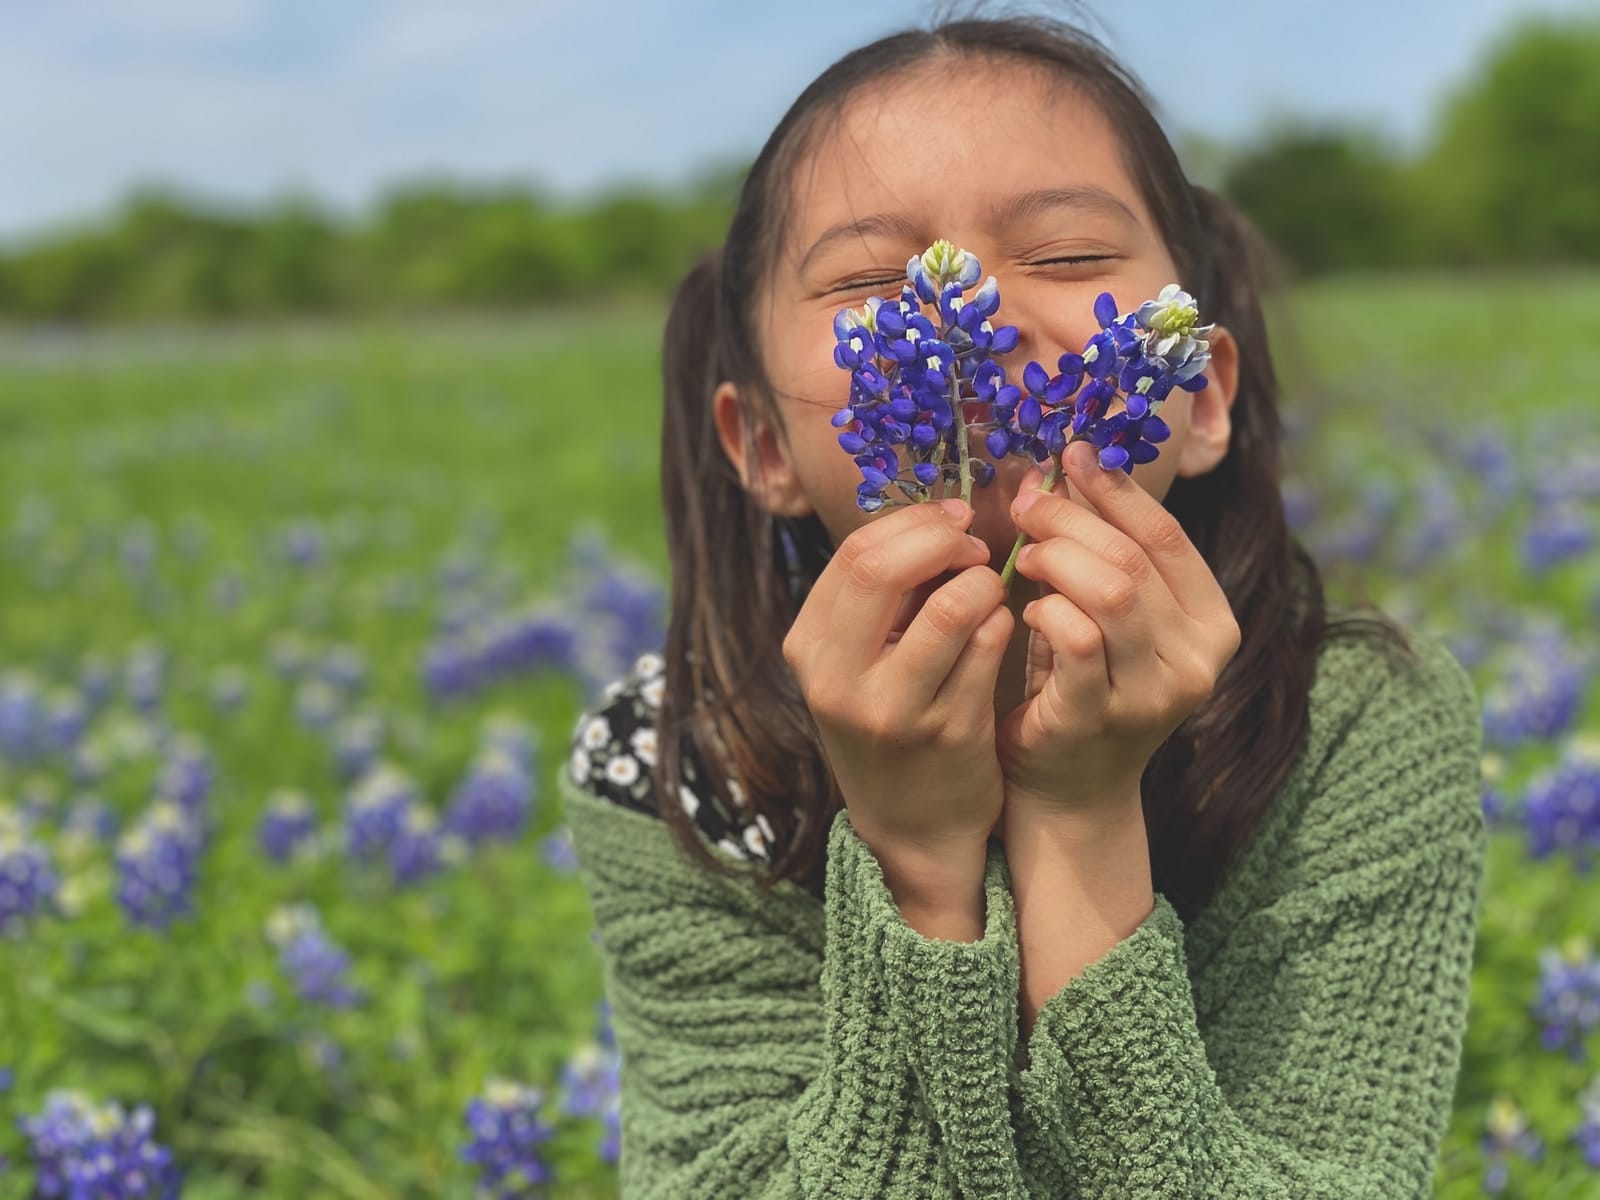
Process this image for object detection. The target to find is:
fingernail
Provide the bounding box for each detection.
[1013,489,1042,516]
[939,499,970,520]
[1067,440,1096,470]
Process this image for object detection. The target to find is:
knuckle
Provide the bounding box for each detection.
[1096,574,1138,617]
[1141,512,1188,556]
[1104,536,1148,580]
[922,588,969,636]
[843,544,891,592]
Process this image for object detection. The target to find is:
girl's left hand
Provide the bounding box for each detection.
[997,438,1242,820]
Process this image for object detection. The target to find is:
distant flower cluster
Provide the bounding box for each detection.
[16,1090,181,1199]
[828,238,1213,517]
[1531,934,1600,1062]
[0,805,58,934]
[266,903,363,1010]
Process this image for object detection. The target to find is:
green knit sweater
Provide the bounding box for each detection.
[559,628,1488,1198]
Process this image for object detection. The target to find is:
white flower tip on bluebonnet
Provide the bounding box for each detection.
[831,297,879,342]
[917,238,980,289]
[265,901,321,948]
[1485,1095,1529,1139]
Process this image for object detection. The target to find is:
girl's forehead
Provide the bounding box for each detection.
[783,78,1142,264]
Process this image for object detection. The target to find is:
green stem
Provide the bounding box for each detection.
[998,453,1065,592]
[953,367,975,508]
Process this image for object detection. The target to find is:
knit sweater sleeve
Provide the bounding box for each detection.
[1009,634,1489,1199]
[558,766,1030,1199]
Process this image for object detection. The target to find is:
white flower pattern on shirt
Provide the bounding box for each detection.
[566,652,773,864]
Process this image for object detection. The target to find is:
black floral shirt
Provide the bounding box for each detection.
[565,651,777,865]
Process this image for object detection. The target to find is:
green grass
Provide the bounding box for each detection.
[1,271,1597,1197]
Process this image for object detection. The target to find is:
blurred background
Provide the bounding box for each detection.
[1,2,1597,1197]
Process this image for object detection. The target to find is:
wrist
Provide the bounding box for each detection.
[854,827,990,942]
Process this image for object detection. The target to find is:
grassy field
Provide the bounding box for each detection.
[1,273,1597,1197]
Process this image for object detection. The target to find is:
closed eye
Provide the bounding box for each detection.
[829,255,1113,294]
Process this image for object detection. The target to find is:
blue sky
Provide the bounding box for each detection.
[0,0,1589,239]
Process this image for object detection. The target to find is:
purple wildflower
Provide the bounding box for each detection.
[257,790,317,865]
[446,748,533,845]
[1479,1094,1544,1194]
[1573,1074,1600,1170]
[18,1089,182,1199]
[557,1043,621,1121]
[1521,740,1600,873]
[0,807,58,933]
[1531,935,1600,1061]
[343,763,417,862]
[460,1080,557,1197]
[114,803,202,933]
[266,904,362,1009]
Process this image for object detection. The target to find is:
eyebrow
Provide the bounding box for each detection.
[798,185,1140,276]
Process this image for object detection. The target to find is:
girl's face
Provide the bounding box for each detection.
[737,61,1236,561]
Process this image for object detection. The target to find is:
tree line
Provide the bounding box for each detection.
[0,12,1593,323]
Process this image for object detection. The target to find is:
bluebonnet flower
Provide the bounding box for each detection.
[124,642,166,713]
[480,713,538,774]
[830,240,1213,589]
[1522,501,1594,574]
[278,519,326,568]
[1482,634,1589,750]
[460,1079,557,1197]
[114,803,202,933]
[153,735,212,824]
[1531,933,1600,1061]
[388,804,460,887]
[0,671,43,764]
[18,1089,182,1199]
[1395,472,1466,572]
[258,790,318,864]
[0,806,58,934]
[557,1042,621,1121]
[1479,1094,1544,1194]
[43,689,89,755]
[446,748,533,845]
[1573,1074,1600,1169]
[541,827,577,875]
[1521,739,1600,874]
[293,679,341,732]
[266,904,362,1009]
[77,655,116,709]
[343,763,417,862]
[332,713,385,781]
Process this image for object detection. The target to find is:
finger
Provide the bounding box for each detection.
[815,501,990,662]
[1020,589,1109,710]
[1012,487,1187,631]
[894,564,1007,696]
[1012,533,1154,682]
[1058,438,1226,620]
[932,600,1013,712]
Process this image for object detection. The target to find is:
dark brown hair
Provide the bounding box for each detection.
[651,3,1417,918]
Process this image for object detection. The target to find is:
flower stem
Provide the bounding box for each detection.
[998,453,1064,592]
[948,358,975,508]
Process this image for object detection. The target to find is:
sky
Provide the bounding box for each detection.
[0,0,1590,240]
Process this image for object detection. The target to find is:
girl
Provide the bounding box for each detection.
[561,9,1487,1198]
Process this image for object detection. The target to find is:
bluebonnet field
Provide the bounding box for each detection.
[0,274,1597,1197]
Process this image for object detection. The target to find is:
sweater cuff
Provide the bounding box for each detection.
[1015,890,1208,1192]
[828,809,1027,1196]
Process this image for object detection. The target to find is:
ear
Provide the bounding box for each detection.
[712,380,816,518]
[1173,323,1240,479]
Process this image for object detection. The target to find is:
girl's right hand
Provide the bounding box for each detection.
[781,498,1014,867]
